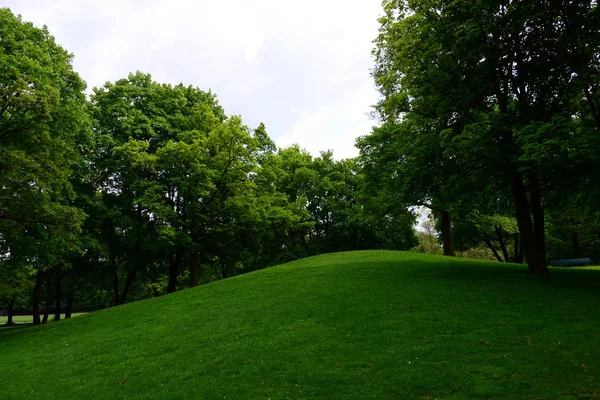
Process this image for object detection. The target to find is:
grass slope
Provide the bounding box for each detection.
[1,251,599,399]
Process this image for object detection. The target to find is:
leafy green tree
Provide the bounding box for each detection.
[371,0,600,275]
[0,261,34,325]
[277,146,417,255]
[0,9,89,322]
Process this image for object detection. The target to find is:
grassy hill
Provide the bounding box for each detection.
[1,251,599,399]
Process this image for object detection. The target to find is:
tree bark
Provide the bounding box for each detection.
[510,168,548,275]
[351,228,358,250]
[54,268,62,322]
[441,210,455,256]
[495,226,511,262]
[220,263,229,280]
[42,272,53,324]
[119,204,143,305]
[484,238,504,262]
[65,291,74,319]
[513,233,524,264]
[167,250,181,293]
[111,252,119,306]
[32,269,44,325]
[528,171,547,267]
[6,297,15,326]
[119,252,139,305]
[190,250,199,287]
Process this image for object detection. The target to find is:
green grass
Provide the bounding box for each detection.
[0,313,86,325]
[1,250,599,399]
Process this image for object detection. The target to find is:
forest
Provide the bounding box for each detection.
[2,0,600,326]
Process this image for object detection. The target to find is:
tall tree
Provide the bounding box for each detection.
[371,0,600,275]
[0,9,89,321]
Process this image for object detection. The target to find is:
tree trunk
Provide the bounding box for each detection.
[65,291,74,319]
[190,250,199,287]
[484,238,504,262]
[441,210,455,256]
[510,169,548,275]
[513,233,523,264]
[54,268,62,322]
[351,228,358,250]
[6,297,15,326]
[32,270,44,325]
[167,250,181,294]
[111,252,119,306]
[220,263,229,280]
[495,226,511,262]
[42,273,52,324]
[528,171,547,267]
[119,204,143,305]
[119,260,138,305]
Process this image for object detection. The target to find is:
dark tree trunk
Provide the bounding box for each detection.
[513,233,524,264]
[119,204,143,305]
[41,304,50,324]
[528,171,547,267]
[119,257,139,305]
[351,228,358,250]
[510,169,548,275]
[441,210,455,256]
[6,297,15,326]
[495,226,511,262]
[111,252,119,306]
[571,231,581,259]
[167,250,182,293]
[190,250,199,287]
[32,270,44,325]
[220,264,229,280]
[65,291,74,319]
[42,273,53,324]
[54,269,62,322]
[484,238,504,262]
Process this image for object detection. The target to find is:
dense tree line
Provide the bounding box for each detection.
[3,0,600,325]
[359,0,600,275]
[0,9,417,325]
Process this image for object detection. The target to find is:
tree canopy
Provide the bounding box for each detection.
[2,1,600,323]
[360,0,600,275]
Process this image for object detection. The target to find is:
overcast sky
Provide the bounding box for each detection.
[5,0,383,159]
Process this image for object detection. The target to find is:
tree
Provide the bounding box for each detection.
[0,8,89,323]
[0,261,34,325]
[371,0,600,275]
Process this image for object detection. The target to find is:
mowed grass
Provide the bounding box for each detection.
[0,313,86,325]
[1,251,599,400]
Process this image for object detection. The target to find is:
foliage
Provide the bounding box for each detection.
[364,0,600,274]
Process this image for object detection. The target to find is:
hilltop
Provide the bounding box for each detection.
[1,251,599,399]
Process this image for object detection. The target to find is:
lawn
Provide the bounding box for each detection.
[1,250,599,399]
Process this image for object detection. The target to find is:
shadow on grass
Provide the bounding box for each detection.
[0,324,32,331]
[364,257,600,292]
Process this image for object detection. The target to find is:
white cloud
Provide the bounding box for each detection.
[5,0,382,159]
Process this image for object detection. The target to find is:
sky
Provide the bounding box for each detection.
[5,0,383,160]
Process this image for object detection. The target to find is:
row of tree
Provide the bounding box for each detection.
[0,9,417,325]
[359,0,600,275]
[3,1,600,324]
